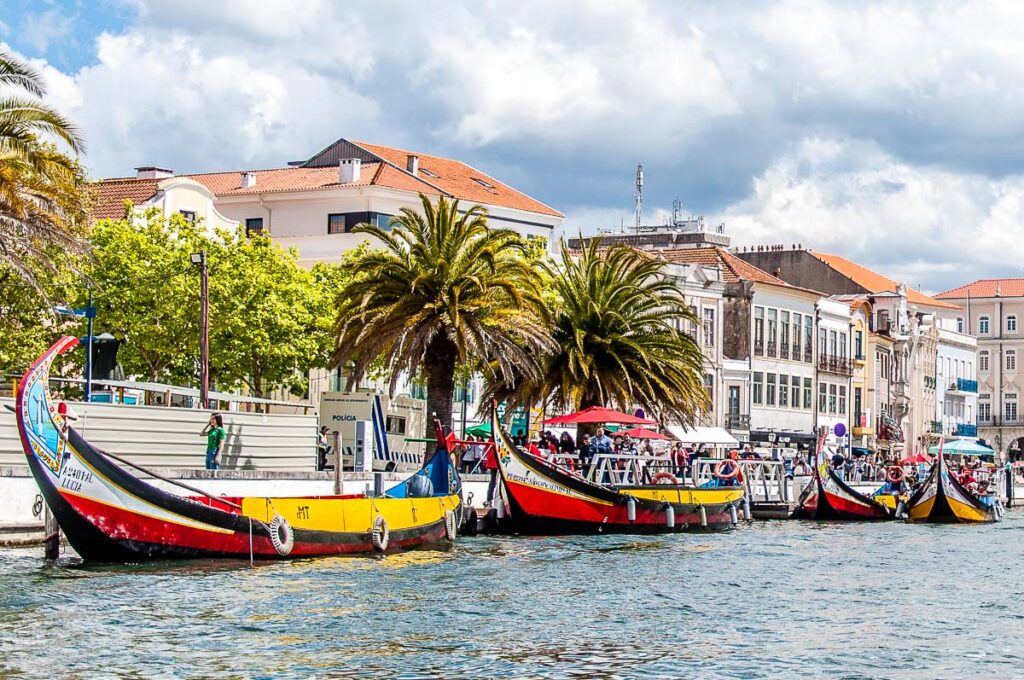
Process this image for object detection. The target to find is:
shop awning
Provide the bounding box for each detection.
[666,426,739,447]
[928,439,994,456]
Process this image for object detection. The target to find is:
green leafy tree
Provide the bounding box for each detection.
[0,49,89,284]
[332,194,553,435]
[487,237,709,425]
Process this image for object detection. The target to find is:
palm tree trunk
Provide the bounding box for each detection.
[424,335,457,437]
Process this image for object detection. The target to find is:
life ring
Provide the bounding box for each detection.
[372,515,389,552]
[268,514,294,556]
[885,466,905,484]
[714,459,740,480]
[964,458,981,471]
[444,509,457,541]
[651,471,679,485]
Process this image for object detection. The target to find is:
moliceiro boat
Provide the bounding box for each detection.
[17,337,462,562]
[906,445,1002,524]
[794,435,891,521]
[490,406,744,533]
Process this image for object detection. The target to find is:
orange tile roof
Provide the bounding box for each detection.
[353,141,563,218]
[90,178,158,220]
[810,252,960,310]
[180,162,442,198]
[935,279,1024,299]
[660,246,816,290]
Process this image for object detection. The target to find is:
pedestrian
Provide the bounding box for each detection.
[830,449,847,481]
[577,433,596,479]
[317,425,332,470]
[201,413,226,470]
[483,440,499,507]
[558,431,576,455]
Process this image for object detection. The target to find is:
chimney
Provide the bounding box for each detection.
[338,158,361,183]
[406,155,419,176]
[241,171,256,189]
[135,166,174,179]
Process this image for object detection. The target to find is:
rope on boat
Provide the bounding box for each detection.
[98,449,242,510]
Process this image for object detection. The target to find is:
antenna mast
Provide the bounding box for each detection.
[634,163,644,234]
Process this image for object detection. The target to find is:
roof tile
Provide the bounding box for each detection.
[810,252,960,310]
[935,279,1024,299]
[90,179,158,220]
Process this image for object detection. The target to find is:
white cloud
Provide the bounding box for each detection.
[20,8,75,53]
[720,136,1024,293]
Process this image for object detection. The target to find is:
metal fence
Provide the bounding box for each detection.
[0,397,318,471]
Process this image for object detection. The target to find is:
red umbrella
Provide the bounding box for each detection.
[616,426,671,440]
[542,406,657,426]
[899,453,933,464]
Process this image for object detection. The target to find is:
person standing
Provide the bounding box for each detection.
[201,413,226,470]
[483,440,499,507]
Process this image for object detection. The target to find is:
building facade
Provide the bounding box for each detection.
[815,298,853,447]
[935,280,1023,459]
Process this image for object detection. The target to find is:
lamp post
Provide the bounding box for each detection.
[190,251,209,409]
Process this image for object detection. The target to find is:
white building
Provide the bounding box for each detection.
[815,298,853,446]
[935,319,979,439]
[93,138,564,267]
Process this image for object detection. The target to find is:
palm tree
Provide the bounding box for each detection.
[332,194,553,435]
[0,49,88,284]
[487,237,709,425]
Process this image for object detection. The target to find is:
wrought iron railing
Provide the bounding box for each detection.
[817,354,853,376]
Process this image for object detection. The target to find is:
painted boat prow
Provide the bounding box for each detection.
[906,447,999,524]
[17,337,462,562]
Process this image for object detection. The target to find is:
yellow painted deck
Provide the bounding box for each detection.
[241,494,461,533]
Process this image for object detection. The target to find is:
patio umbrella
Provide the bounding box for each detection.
[463,422,491,438]
[928,439,994,456]
[899,452,933,464]
[616,426,671,440]
[542,406,657,426]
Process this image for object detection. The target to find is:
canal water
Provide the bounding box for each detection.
[2,514,1023,679]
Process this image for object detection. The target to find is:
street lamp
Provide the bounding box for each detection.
[191,252,209,409]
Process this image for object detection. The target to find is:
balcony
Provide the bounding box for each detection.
[947,378,978,394]
[725,414,751,430]
[804,349,813,363]
[853,353,866,366]
[955,423,978,437]
[754,344,764,357]
[791,345,800,361]
[766,340,778,357]
[817,354,853,376]
[851,425,874,436]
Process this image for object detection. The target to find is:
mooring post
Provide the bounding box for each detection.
[332,431,342,495]
[43,504,59,560]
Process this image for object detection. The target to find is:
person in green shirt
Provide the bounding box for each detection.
[201,413,226,470]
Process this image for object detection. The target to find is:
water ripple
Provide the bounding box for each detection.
[2,513,1024,677]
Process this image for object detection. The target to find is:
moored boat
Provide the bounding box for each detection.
[490,405,744,533]
[906,444,1001,524]
[17,337,462,562]
[794,435,891,521]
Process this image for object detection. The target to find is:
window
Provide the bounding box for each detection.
[780,311,790,356]
[828,384,837,414]
[375,213,394,230]
[979,316,990,334]
[838,385,847,415]
[979,401,991,422]
[419,168,439,178]
[471,177,498,194]
[704,373,714,402]
[1005,400,1018,422]
[767,309,778,357]
[979,351,989,372]
[855,330,863,359]
[328,213,346,234]
[839,332,847,359]
[804,316,813,361]
[753,372,764,405]
[754,307,765,356]
[778,374,789,407]
[385,415,407,435]
[766,374,776,406]
[829,330,838,358]
[803,378,812,409]
[1009,315,1018,333]
[245,217,264,237]
[819,328,827,357]
[1007,350,1017,372]
[791,375,801,409]
[819,383,827,412]
[957,317,964,333]
[179,210,197,223]
[703,308,716,347]
[792,313,802,357]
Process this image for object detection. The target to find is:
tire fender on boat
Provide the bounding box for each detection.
[372,515,389,552]
[651,471,679,485]
[268,514,294,556]
[886,466,905,484]
[444,509,457,542]
[714,459,739,480]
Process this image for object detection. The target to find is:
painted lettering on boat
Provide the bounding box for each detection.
[296,505,310,520]
[506,472,569,495]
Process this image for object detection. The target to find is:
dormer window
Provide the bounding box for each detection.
[471,177,498,194]
[420,168,439,179]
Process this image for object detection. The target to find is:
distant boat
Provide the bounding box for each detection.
[489,404,744,533]
[17,337,462,562]
[793,434,891,521]
[906,445,1002,524]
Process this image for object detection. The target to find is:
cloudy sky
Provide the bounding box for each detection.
[2,0,1023,293]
